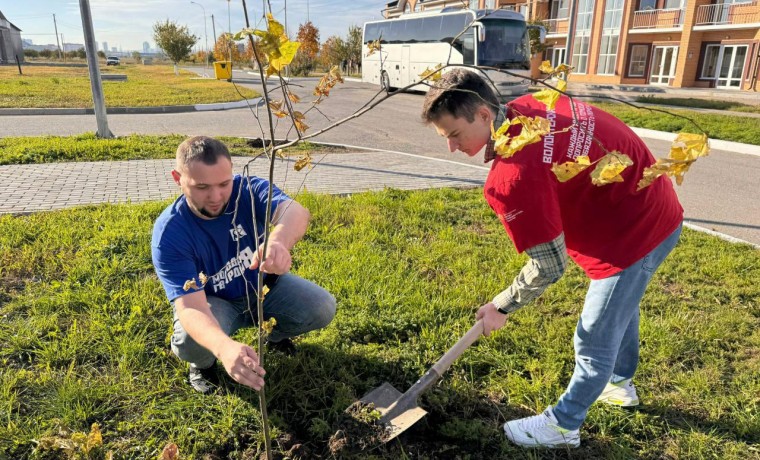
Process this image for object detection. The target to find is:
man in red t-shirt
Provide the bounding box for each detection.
[421,69,683,448]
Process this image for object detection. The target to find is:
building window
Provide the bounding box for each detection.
[628,44,649,76]
[597,0,624,75]
[700,44,720,79]
[550,0,570,19]
[571,0,594,74]
[485,0,495,9]
[638,0,657,9]
[469,0,479,9]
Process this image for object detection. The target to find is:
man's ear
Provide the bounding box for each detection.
[478,105,493,124]
[170,169,181,185]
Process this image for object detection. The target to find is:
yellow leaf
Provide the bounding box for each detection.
[590,151,633,186]
[494,116,551,159]
[419,64,443,82]
[268,100,288,118]
[183,279,198,291]
[366,39,381,56]
[313,65,344,103]
[491,118,512,156]
[294,153,312,171]
[669,132,709,162]
[269,40,301,72]
[637,157,695,190]
[551,155,591,182]
[287,91,301,103]
[532,79,567,110]
[262,285,270,298]
[539,60,574,77]
[261,317,278,336]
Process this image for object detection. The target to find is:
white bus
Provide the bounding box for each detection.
[362,8,541,96]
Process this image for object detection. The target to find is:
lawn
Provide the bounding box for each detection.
[634,96,760,115]
[588,100,760,146]
[0,134,332,165]
[1,187,758,459]
[0,64,258,108]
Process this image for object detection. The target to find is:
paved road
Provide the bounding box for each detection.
[1,73,758,246]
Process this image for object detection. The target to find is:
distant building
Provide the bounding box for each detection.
[0,9,24,63]
[143,41,150,53]
[102,41,108,53]
[63,43,84,52]
[111,46,116,53]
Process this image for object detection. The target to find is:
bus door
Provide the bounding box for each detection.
[401,45,411,88]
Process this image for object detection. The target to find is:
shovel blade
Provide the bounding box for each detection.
[358,382,428,441]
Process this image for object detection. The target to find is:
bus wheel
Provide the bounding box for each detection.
[381,71,391,93]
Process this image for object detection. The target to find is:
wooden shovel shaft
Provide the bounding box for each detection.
[398,320,484,403]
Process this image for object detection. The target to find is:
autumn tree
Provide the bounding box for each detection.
[318,35,345,70]
[213,33,242,64]
[153,19,198,74]
[290,21,320,76]
[317,25,362,75]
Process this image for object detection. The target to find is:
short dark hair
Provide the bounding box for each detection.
[421,69,499,124]
[176,136,231,169]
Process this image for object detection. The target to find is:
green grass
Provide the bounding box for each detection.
[1,188,758,459]
[0,134,328,165]
[590,101,760,146]
[0,64,258,108]
[634,96,760,114]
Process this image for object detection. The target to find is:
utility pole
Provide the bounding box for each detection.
[53,14,62,59]
[78,0,113,138]
[190,1,209,77]
[211,13,217,46]
[563,0,578,67]
[61,33,66,62]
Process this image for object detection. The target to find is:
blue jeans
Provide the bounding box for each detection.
[553,224,682,430]
[171,273,336,368]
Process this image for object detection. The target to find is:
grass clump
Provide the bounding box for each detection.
[1,187,758,459]
[590,101,760,146]
[0,134,331,165]
[0,64,258,108]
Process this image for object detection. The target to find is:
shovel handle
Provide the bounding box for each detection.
[430,319,484,377]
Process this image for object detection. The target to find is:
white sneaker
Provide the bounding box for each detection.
[597,378,640,407]
[503,407,580,448]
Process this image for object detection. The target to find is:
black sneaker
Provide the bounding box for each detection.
[188,364,219,394]
[265,338,297,356]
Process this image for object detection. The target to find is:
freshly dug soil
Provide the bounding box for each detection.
[328,401,392,457]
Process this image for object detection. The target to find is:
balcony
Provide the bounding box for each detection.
[545,17,569,35]
[695,1,760,26]
[631,8,684,30]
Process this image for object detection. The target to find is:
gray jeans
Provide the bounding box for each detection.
[170,273,336,368]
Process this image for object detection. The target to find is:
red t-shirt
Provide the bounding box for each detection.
[484,95,683,279]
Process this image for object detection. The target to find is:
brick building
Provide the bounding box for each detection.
[383,0,760,91]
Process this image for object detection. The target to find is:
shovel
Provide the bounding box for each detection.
[358,319,484,441]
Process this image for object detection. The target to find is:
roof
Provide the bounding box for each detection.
[0,10,22,31]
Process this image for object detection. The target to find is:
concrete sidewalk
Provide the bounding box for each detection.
[0,150,489,215]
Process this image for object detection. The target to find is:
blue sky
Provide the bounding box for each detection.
[2,0,382,52]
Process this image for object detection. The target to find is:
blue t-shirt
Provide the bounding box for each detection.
[151,174,291,302]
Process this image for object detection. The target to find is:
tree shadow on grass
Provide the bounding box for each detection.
[209,341,626,459]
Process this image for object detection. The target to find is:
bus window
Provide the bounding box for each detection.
[477,19,529,68]
[440,14,469,43]
[462,29,475,65]
[421,17,443,43]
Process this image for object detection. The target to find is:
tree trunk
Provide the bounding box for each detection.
[174,63,179,75]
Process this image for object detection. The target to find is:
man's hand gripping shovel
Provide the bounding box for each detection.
[356,319,484,442]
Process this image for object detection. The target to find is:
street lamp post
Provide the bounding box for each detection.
[190,1,209,77]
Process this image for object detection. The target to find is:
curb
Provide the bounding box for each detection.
[629,127,760,157]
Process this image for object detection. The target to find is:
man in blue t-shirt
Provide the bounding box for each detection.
[151,136,336,393]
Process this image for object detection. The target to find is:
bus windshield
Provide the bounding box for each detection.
[477,19,530,69]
